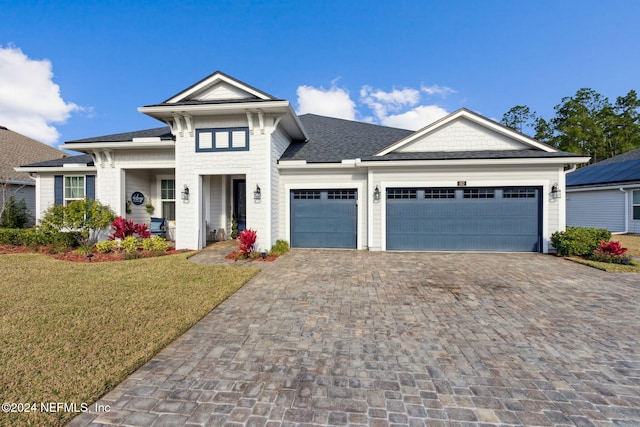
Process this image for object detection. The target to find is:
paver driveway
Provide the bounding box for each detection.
[71,250,640,426]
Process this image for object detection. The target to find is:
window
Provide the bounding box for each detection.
[503,188,537,198]
[424,188,455,199]
[293,190,320,200]
[463,188,495,199]
[161,179,176,221]
[64,176,84,204]
[633,191,640,220]
[387,189,417,199]
[196,127,249,152]
[328,190,356,200]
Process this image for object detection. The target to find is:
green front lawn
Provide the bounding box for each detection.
[0,253,259,427]
[566,234,640,273]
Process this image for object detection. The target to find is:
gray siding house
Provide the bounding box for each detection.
[567,148,640,233]
[0,126,67,226]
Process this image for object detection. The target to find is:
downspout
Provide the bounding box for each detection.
[620,188,629,234]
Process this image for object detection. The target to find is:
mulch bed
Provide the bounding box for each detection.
[0,244,184,263]
[225,251,279,262]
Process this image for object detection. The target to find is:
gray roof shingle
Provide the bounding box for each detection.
[280,114,581,163]
[0,126,67,181]
[21,154,94,168]
[67,126,173,143]
[281,114,413,163]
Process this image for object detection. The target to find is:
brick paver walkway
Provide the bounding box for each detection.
[70,248,640,426]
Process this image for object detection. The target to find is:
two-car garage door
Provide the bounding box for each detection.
[290,187,542,252]
[386,187,542,252]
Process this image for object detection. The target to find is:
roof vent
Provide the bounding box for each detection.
[0,125,8,130]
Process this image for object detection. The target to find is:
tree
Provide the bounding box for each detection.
[0,196,29,228]
[501,105,537,134]
[504,88,640,164]
[40,199,115,247]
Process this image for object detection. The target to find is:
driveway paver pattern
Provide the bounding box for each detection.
[70,249,640,426]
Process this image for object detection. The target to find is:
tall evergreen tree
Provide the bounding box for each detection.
[504,88,640,164]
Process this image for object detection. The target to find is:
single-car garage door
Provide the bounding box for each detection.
[291,189,357,249]
[386,187,541,252]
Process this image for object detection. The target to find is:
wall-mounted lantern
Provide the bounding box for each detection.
[181,184,190,201]
[253,184,261,201]
[551,183,562,199]
[373,185,381,201]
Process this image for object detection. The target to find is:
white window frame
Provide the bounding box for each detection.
[64,176,85,205]
[157,176,176,222]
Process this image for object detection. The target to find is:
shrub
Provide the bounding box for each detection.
[95,240,118,254]
[0,228,78,248]
[0,196,29,228]
[141,236,169,252]
[40,199,115,247]
[238,229,257,257]
[550,227,612,256]
[270,240,289,256]
[590,240,631,264]
[121,236,139,253]
[109,216,151,240]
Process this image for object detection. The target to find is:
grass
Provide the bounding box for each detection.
[0,253,259,427]
[565,234,640,273]
[612,234,640,257]
[568,256,640,272]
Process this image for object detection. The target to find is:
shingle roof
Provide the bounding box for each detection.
[281,114,414,163]
[21,154,94,168]
[0,126,67,181]
[280,114,581,163]
[567,152,640,187]
[67,126,173,143]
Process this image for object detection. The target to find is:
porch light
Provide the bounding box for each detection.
[373,185,381,201]
[253,184,261,200]
[181,184,190,201]
[551,184,562,199]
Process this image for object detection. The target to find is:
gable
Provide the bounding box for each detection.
[395,118,526,153]
[377,109,558,156]
[164,71,275,104]
[191,81,258,101]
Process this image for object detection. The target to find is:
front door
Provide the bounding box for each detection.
[233,179,246,233]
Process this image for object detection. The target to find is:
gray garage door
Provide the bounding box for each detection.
[291,190,357,249]
[386,187,541,252]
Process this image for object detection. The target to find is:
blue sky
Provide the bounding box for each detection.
[0,0,639,147]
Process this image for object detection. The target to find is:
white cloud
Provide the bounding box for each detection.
[0,46,81,144]
[360,86,420,121]
[296,80,454,131]
[381,105,449,130]
[296,84,356,120]
[421,83,457,97]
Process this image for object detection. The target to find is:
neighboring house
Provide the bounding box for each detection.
[17,71,588,252]
[567,148,640,233]
[0,126,67,226]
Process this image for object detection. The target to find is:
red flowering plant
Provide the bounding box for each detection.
[237,229,257,258]
[108,216,152,240]
[591,240,631,264]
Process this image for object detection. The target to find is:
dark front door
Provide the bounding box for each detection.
[233,179,246,233]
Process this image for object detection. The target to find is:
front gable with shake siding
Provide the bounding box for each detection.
[17,72,588,252]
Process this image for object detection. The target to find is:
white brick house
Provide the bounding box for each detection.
[18,71,589,252]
